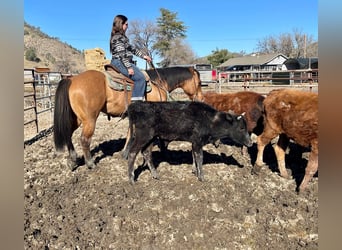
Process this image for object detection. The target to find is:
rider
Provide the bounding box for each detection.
[110,14,152,102]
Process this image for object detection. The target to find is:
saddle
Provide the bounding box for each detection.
[104,64,151,92]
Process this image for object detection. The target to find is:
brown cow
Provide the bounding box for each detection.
[252,88,318,193]
[203,91,265,155]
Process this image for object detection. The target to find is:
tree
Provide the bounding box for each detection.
[153,8,187,67]
[207,48,235,68]
[127,19,158,60]
[256,29,317,58]
[55,49,72,73]
[164,38,196,65]
[45,53,56,64]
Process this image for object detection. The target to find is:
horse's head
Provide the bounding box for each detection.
[189,68,204,102]
[146,66,204,102]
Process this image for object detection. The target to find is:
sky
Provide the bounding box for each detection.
[24,0,318,67]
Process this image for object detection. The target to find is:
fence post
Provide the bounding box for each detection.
[33,71,38,133]
[242,73,250,91]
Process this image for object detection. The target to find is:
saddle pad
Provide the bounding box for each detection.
[104,71,152,92]
[104,72,132,91]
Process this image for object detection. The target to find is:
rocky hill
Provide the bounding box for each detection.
[24,22,87,74]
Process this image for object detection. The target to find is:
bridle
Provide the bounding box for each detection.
[148,61,173,101]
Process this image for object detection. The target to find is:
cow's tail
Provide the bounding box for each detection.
[258,95,266,113]
[120,109,129,120]
[254,94,266,136]
[53,78,75,151]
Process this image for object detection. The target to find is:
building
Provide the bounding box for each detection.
[217,53,318,84]
[283,57,318,70]
[218,53,288,71]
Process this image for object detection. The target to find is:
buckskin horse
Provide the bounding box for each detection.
[53,66,203,171]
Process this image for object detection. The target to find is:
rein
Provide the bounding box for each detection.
[148,62,173,101]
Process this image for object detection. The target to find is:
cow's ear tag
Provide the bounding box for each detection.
[237,112,246,120]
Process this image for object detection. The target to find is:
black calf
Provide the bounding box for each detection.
[123,101,252,183]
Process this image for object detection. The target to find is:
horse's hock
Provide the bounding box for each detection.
[84,48,111,72]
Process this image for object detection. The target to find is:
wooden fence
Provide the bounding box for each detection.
[213,68,318,94]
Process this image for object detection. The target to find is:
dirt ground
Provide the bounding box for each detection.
[24,111,318,249]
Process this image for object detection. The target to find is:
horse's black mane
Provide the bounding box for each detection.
[146,67,197,89]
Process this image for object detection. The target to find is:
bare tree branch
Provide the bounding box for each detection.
[127,19,158,59]
[256,29,317,58]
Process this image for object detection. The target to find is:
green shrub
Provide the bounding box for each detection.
[25,48,40,62]
[45,53,56,63]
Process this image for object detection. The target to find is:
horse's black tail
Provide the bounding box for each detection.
[53,78,75,151]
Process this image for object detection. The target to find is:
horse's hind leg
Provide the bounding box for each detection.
[66,142,77,171]
[66,123,79,171]
[80,121,96,169]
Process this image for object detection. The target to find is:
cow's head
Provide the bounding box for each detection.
[224,112,252,147]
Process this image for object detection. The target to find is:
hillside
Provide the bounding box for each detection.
[24,22,87,74]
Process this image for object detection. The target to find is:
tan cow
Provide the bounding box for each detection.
[253,88,318,193]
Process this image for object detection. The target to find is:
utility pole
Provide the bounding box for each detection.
[304,34,307,58]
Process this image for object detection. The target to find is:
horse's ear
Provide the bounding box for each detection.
[188,67,195,73]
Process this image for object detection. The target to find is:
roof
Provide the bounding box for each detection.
[218,53,288,68]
